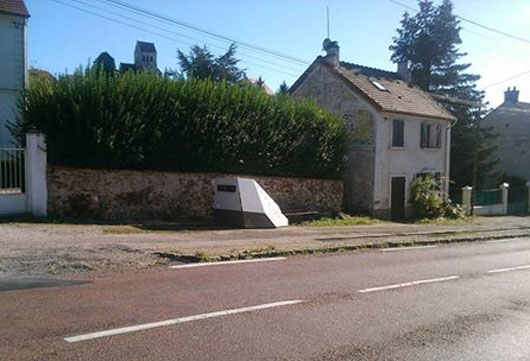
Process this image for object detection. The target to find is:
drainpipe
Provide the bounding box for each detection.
[444,124,451,201]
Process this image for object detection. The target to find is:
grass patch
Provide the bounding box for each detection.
[102,226,146,234]
[425,230,477,238]
[300,216,380,227]
[412,216,478,225]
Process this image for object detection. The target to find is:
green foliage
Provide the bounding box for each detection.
[177,43,245,83]
[28,68,55,86]
[277,81,289,95]
[410,175,465,219]
[11,67,347,178]
[499,172,527,188]
[390,0,498,190]
[300,215,380,227]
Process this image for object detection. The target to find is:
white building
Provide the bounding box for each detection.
[290,39,456,220]
[0,0,29,146]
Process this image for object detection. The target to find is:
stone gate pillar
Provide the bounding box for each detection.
[25,132,47,217]
[500,182,509,215]
[461,186,472,216]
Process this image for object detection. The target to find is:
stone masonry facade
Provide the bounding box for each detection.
[291,65,377,214]
[47,165,343,221]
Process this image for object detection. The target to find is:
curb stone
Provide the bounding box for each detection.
[155,231,530,264]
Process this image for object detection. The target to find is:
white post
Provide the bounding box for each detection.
[526,181,530,213]
[500,182,509,215]
[25,132,47,217]
[461,186,472,216]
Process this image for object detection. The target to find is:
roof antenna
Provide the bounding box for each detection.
[326,6,330,39]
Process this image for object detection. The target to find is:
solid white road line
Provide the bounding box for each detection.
[380,245,438,252]
[487,264,530,274]
[64,300,304,343]
[358,276,460,294]
[169,257,286,269]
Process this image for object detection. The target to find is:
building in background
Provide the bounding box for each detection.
[0,0,29,146]
[290,39,456,220]
[119,40,161,75]
[482,87,530,182]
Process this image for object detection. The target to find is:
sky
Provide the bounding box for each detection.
[26,0,530,108]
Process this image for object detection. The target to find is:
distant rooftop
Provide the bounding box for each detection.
[0,0,29,17]
[136,41,156,53]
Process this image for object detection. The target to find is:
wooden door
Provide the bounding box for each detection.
[391,177,406,220]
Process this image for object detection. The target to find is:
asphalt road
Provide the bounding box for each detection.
[3,237,530,360]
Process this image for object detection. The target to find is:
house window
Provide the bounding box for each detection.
[392,119,405,147]
[370,78,388,91]
[421,122,442,149]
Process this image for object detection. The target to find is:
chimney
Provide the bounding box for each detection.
[397,61,411,83]
[504,86,520,104]
[322,38,340,68]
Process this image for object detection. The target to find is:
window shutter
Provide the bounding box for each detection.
[398,120,404,147]
[392,120,404,147]
[435,124,442,148]
[420,123,426,148]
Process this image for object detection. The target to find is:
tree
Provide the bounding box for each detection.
[255,76,265,89]
[28,67,55,86]
[390,0,498,190]
[177,43,245,83]
[277,81,289,95]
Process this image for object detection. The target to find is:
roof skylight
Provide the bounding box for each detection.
[370,79,389,92]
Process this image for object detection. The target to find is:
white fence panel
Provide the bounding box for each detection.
[0,133,48,216]
[0,147,26,215]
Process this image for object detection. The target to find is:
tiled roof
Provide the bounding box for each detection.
[119,63,136,73]
[0,0,29,17]
[136,41,156,53]
[486,101,530,120]
[512,101,530,112]
[291,57,456,121]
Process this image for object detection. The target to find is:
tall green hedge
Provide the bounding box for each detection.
[12,69,347,178]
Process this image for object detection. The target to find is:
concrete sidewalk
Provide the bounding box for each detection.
[1,216,530,277]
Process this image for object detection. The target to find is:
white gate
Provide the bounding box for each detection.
[0,132,47,216]
[0,146,26,215]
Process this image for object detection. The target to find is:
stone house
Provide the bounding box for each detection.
[0,0,29,146]
[119,40,161,75]
[290,39,456,219]
[482,87,530,182]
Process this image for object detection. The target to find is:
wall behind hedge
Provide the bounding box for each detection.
[13,69,347,178]
[47,165,344,221]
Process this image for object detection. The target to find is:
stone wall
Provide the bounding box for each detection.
[47,165,343,221]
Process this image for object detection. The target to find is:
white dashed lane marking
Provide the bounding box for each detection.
[64,300,304,343]
[487,264,530,274]
[358,276,460,293]
[380,245,438,252]
[169,257,286,269]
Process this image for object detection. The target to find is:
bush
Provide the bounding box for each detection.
[409,175,465,219]
[11,67,347,178]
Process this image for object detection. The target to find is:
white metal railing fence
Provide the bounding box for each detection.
[0,147,25,194]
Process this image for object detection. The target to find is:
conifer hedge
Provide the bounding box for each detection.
[13,69,347,178]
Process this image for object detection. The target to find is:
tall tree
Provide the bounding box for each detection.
[177,43,245,83]
[390,0,498,190]
[277,81,289,95]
